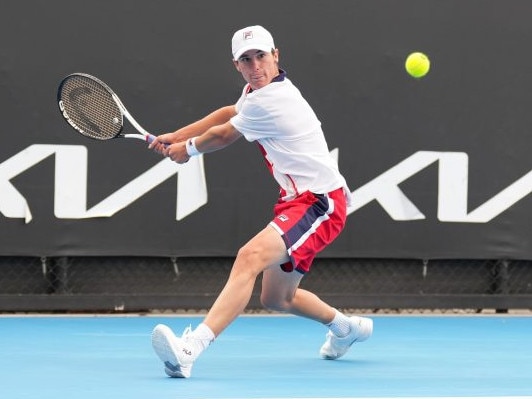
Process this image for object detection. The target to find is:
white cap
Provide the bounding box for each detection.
[231,25,275,60]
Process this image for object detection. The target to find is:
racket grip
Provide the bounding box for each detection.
[146,134,157,144]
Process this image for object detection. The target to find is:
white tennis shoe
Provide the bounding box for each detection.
[319,316,373,360]
[151,324,195,378]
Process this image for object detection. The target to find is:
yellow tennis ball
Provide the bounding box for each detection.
[405,52,430,78]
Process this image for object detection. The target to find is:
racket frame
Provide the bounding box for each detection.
[58,73,156,144]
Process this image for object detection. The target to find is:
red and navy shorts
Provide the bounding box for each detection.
[269,187,347,274]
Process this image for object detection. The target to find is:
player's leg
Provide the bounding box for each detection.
[202,224,289,334]
[260,263,372,360]
[260,264,335,323]
[152,224,288,377]
[262,188,373,360]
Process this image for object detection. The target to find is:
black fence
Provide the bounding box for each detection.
[1,257,530,313]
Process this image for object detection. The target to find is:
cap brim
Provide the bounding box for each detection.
[233,44,273,61]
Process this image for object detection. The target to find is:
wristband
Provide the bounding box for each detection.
[185,137,201,156]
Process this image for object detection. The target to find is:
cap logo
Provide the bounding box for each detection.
[243,30,254,40]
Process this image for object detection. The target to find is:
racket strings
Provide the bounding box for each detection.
[59,75,122,140]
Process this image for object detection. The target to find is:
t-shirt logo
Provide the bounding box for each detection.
[278,214,289,222]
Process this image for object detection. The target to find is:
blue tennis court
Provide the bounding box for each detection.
[1,315,530,399]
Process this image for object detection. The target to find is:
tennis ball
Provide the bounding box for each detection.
[405,52,430,78]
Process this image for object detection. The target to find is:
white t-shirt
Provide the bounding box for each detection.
[230,75,350,201]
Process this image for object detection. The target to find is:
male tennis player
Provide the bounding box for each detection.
[149,25,372,378]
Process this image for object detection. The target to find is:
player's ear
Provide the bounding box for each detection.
[272,48,279,62]
[233,59,241,72]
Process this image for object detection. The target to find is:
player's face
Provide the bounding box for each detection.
[234,49,279,90]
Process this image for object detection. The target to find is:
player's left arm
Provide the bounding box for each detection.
[194,121,242,153]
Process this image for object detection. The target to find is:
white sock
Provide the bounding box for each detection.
[326,309,352,337]
[191,323,215,352]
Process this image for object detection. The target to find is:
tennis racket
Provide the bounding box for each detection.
[57,73,162,145]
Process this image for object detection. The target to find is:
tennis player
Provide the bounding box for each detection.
[149,25,372,378]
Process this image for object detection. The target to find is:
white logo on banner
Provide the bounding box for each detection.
[347,151,531,223]
[0,144,207,223]
[0,146,530,223]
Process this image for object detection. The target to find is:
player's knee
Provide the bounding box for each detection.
[260,293,291,312]
[235,244,268,272]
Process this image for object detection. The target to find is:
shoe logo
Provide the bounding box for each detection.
[182,348,192,356]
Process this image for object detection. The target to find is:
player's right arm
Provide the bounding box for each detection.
[149,105,237,153]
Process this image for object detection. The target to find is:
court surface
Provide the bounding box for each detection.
[1,314,531,399]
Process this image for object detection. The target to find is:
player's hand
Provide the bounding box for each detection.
[148,132,180,154]
[163,142,190,164]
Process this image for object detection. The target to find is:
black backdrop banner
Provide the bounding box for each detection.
[0,0,530,259]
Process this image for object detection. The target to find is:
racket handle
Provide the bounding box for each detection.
[146,134,157,144]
